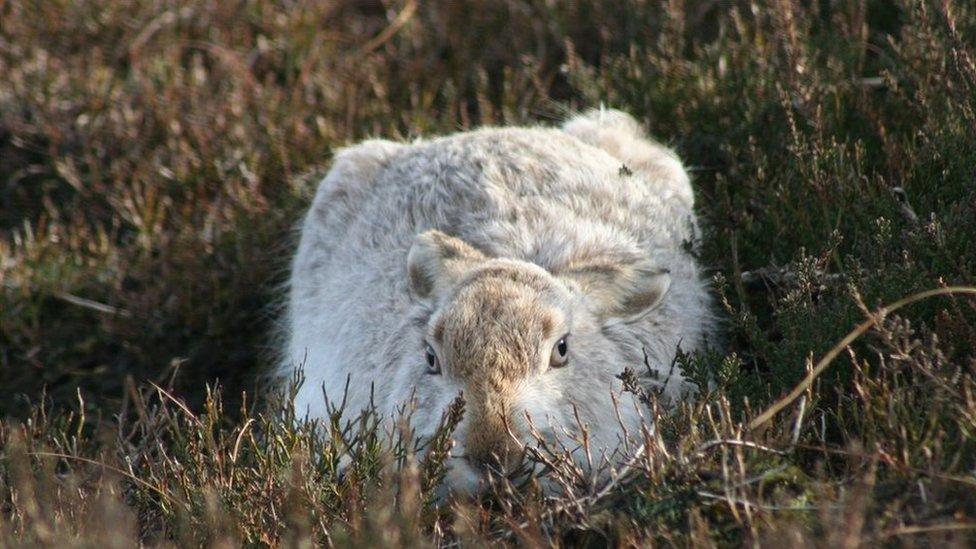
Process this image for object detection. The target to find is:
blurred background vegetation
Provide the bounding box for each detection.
[1,0,975,545]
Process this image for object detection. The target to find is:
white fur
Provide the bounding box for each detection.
[283,109,714,491]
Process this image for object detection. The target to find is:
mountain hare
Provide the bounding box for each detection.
[284,109,713,492]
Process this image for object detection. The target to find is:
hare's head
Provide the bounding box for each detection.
[407,229,671,492]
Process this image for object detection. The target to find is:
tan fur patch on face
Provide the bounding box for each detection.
[438,268,556,385]
[432,263,563,466]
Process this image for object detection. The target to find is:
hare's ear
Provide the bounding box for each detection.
[563,259,670,324]
[561,108,693,207]
[407,230,486,299]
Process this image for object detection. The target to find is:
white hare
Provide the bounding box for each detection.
[283,109,713,492]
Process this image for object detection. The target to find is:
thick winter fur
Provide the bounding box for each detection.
[283,109,714,492]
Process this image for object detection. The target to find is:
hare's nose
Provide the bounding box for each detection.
[462,386,525,472]
[464,446,522,475]
[463,422,522,474]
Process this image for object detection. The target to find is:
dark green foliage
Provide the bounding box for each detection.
[2,0,975,545]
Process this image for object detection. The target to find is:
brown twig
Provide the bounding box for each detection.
[693,439,788,459]
[874,523,976,540]
[54,291,132,317]
[357,0,419,56]
[749,286,976,431]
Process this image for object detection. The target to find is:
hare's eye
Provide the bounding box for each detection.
[550,335,570,368]
[424,343,441,375]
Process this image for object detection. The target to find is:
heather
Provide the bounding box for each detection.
[1,1,975,545]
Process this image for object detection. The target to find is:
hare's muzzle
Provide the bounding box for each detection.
[462,384,524,474]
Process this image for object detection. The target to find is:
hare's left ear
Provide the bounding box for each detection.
[562,259,670,324]
[407,230,487,300]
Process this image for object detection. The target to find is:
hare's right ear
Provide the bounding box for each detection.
[407,230,486,299]
[562,259,671,324]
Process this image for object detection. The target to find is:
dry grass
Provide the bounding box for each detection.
[2,0,976,545]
